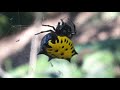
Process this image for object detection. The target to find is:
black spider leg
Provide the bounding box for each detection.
[35,30,54,35]
[42,24,56,30]
[35,24,56,35]
[60,19,65,26]
[56,22,61,29]
[67,18,76,35]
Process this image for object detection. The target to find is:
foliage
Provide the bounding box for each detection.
[4,43,118,78]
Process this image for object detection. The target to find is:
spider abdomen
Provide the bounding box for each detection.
[46,36,77,61]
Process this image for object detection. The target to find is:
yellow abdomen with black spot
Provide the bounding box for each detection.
[46,36,77,61]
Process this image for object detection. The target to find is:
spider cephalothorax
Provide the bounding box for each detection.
[35,19,77,62]
[55,19,76,38]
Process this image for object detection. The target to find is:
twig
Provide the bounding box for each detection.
[28,35,38,78]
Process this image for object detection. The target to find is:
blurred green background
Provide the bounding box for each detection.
[0,12,120,78]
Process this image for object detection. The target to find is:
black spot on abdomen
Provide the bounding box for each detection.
[64,39,66,42]
[71,47,73,50]
[55,50,58,52]
[61,53,64,55]
[66,40,68,43]
[57,39,59,43]
[72,50,75,53]
[47,45,52,48]
[65,48,68,51]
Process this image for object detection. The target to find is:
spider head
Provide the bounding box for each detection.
[55,19,76,38]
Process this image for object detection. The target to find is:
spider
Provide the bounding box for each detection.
[35,19,78,62]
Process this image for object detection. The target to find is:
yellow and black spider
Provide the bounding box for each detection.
[35,19,78,62]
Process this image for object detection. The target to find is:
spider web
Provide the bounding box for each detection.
[2,11,31,39]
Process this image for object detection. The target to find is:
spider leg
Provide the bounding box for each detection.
[57,22,60,27]
[35,30,54,35]
[68,18,76,35]
[60,19,65,25]
[72,23,76,35]
[42,24,56,30]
